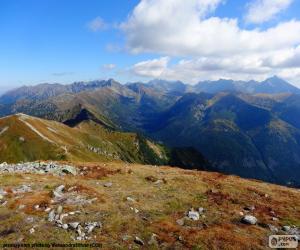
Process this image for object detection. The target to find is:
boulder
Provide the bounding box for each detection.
[241,215,257,225]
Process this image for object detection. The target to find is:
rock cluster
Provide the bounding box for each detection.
[0,162,77,176]
[47,206,101,241]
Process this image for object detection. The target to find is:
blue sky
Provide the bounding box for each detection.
[1,0,300,92]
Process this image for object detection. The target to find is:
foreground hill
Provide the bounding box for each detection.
[0,113,168,165]
[0,161,299,249]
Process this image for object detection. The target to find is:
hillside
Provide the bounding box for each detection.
[0,113,168,165]
[0,161,299,249]
[1,77,300,187]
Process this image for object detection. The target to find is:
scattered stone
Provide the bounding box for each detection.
[25,217,34,223]
[126,197,135,202]
[18,204,26,210]
[198,207,205,214]
[1,201,7,206]
[13,184,32,194]
[69,222,80,229]
[134,236,144,246]
[268,224,279,233]
[103,182,113,188]
[188,210,200,221]
[34,205,40,210]
[48,210,56,222]
[122,235,131,241]
[176,218,185,226]
[272,217,279,221]
[29,228,35,234]
[45,207,51,212]
[57,205,63,214]
[241,215,257,225]
[0,194,3,200]
[19,137,25,142]
[62,224,69,230]
[0,162,77,176]
[282,226,291,232]
[239,212,244,216]
[148,234,158,246]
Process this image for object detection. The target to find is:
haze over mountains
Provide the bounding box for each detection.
[1,76,300,187]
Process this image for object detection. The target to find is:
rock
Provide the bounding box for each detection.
[0,194,3,200]
[0,189,7,196]
[268,224,279,233]
[188,211,200,221]
[176,218,185,226]
[103,182,113,188]
[34,205,40,210]
[19,137,25,142]
[198,207,205,214]
[48,210,56,222]
[282,226,291,232]
[244,205,255,211]
[69,222,80,229]
[25,217,34,223]
[54,185,65,193]
[57,205,63,214]
[29,228,35,234]
[18,204,26,210]
[62,224,69,230]
[45,207,51,212]
[134,236,144,246]
[61,166,77,175]
[126,197,135,202]
[241,215,257,225]
[272,217,279,221]
[85,222,98,234]
[148,234,158,246]
[13,184,32,194]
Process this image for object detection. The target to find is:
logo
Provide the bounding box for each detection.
[269,235,298,249]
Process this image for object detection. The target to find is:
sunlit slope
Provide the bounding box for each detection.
[0,114,168,164]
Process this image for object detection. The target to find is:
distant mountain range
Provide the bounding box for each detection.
[1,76,300,187]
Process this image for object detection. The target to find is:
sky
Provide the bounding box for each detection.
[1,0,300,93]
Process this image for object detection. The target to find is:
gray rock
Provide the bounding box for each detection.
[241,215,257,225]
[69,222,80,229]
[62,224,69,230]
[198,207,205,214]
[48,210,56,222]
[103,182,113,187]
[126,197,135,202]
[134,236,144,246]
[268,224,279,233]
[282,226,291,232]
[188,211,200,221]
[176,218,185,226]
[148,234,158,246]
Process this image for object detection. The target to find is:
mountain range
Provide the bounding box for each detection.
[1,76,300,187]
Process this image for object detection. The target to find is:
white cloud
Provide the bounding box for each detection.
[123,0,300,85]
[121,0,300,57]
[87,17,107,32]
[245,0,293,24]
[132,57,169,78]
[102,64,116,70]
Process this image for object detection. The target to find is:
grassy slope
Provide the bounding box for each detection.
[0,114,167,165]
[0,162,299,249]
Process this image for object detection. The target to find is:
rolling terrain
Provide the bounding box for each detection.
[1,76,300,187]
[0,161,299,249]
